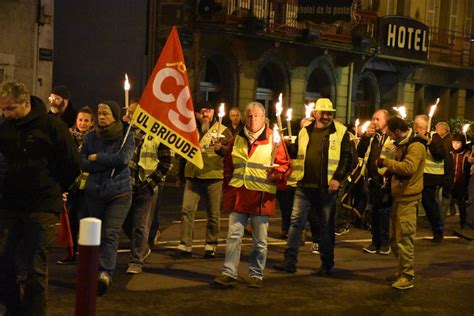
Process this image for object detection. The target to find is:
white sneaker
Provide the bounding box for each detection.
[311,243,320,254]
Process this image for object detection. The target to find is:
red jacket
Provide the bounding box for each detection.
[222,126,291,216]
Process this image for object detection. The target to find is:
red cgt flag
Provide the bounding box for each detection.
[132,26,203,169]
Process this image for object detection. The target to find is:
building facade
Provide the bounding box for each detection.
[0,0,54,102]
[151,0,474,122]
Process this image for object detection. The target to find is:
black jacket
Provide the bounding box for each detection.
[288,120,352,189]
[0,96,80,213]
[49,101,77,128]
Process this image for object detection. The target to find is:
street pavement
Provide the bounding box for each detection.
[42,184,474,315]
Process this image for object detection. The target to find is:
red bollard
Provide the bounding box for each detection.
[75,217,101,316]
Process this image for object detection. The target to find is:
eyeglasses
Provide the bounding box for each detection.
[49,95,62,103]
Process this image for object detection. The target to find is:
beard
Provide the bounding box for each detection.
[201,121,210,133]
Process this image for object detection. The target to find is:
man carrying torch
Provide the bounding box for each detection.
[273,98,352,276]
[214,102,290,288]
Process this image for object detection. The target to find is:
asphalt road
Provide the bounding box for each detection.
[12,184,474,315]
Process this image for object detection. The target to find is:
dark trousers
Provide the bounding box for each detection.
[421,186,444,235]
[0,210,57,316]
[67,190,89,254]
[276,188,295,233]
[451,186,467,228]
[123,186,158,265]
[369,204,391,248]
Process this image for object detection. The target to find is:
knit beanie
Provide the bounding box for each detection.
[51,85,71,99]
[98,100,121,122]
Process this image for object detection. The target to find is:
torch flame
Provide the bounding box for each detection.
[305,102,315,118]
[428,104,437,118]
[273,124,281,144]
[463,124,470,134]
[355,118,360,128]
[393,106,407,120]
[275,93,283,116]
[361,121,371,134]
[286,108,293,121]
[124,73,130,91]
[218,103,225,118]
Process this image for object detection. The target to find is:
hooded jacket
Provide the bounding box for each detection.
[0,96,80,213]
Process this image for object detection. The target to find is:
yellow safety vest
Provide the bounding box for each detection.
[228,133,276,194]
[185,122,228,179]
[287,121,346,187]
[361,134,396,177]
[138,135,162,182]
[424,149,444,175]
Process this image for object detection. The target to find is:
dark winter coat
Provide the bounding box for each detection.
[0,96,80,213]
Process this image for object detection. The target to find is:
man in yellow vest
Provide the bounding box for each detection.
[359,109,395,255]
[122,101,174,274]
[413,115,446,242]
[273,98,352,275]
[377,116,426,290]
[213,102,291,288]
[173,105,232,258]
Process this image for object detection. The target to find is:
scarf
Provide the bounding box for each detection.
[96,121,123,142]
[244,125,266,144]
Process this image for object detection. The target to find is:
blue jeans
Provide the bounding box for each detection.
[222,212,269,279]
[87,195,131,275]
[285,187,336,270]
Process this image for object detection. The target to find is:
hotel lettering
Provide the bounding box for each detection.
[378,16,429,60]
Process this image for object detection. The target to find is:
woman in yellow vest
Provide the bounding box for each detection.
[213,102,291,288]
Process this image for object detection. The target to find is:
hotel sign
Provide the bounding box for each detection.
[378,16,429,60]
[297,0,353,24]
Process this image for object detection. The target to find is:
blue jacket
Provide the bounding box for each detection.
[81,128,134,200]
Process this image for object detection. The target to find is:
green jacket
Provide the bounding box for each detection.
[382,129,426,202]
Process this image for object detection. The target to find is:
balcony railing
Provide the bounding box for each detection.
[195,0,474,67]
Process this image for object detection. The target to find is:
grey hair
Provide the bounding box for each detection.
[436,121,450,132]
[0,81,30,103]
[245,101,265,115]
[414,114,429,129]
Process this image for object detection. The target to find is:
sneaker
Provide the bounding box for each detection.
[391,277,414,290]
[363,243,378,254]
[335,227,349,236]
[97,272,111,296]
[247,276,263,288]
[432,233,444,243]
[143,248,152,261]
[378,245,391,255]
[126,264,143,274]
[385,272,401,282]
[273,259,297,273]
[151,230,161,246]
[311,242,320,254]
[203,244,216,258]
[57,255,77,265]
[171,249,192,259]
[213,274,237,288]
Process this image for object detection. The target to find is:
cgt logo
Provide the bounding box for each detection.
[153,64,196,133]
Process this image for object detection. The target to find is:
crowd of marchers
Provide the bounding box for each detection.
[0,80,473,316]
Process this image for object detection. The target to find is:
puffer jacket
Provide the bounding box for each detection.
[81,128,134,201]
[0,96,80,213]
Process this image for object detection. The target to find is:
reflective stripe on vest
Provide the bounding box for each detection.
[424,149,444,175]
[138,135,161,182]
[184,122,227,179]
[287,121,346,187]
[361,134,396,177]
[228,134,276,193]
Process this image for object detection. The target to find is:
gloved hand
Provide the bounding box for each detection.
[376,158,385,168]
[267,169,282,183]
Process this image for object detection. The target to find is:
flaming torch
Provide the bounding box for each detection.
[427,98,439,132]
[393,105,407,120]
[305,102,315,119]
[275,93,283,130]
[124,74,130,109]
[463,123,470,144]
[217,102,225,137]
